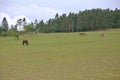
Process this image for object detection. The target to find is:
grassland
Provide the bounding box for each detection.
[0,29,120,80]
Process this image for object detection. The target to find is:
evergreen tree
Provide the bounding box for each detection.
[17,19,23,31]
[23,17,27,27]
[38,20,45,33]
[1,17,8,32]
[34,19,39,33]
[24,22,34,32]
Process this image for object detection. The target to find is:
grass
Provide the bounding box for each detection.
[0,29,120,80]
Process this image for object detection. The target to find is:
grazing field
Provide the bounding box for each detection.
[0,29,120,80]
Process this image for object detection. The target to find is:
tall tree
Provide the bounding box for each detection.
[17,19,23,31]
[38,20,45,33]
[23,17,27,27]
[34,19,39,33]
[24,22,34,32]
[1,17,8,32]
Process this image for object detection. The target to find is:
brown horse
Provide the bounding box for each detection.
[22,40,29,46]
[79,32,87,36]
[100,32,104,37]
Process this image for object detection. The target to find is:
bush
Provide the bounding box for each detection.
[0,32,8,37]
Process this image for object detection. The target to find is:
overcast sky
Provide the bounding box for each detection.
[0,0,120,26]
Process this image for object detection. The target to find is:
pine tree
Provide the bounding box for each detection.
[1,17,8,32]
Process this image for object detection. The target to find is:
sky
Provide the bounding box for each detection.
[0,0,120,26]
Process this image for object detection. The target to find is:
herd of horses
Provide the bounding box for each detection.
[79,32,104,37]
[21,32,104,46]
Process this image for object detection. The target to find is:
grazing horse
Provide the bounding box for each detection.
[79,32,87,36]
[15,34,19,39]
[22,40,29,46]
[100,32,104,37]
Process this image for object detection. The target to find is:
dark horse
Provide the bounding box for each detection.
[22,40,29,46]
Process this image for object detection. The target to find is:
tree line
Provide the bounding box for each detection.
[0,8,120,36]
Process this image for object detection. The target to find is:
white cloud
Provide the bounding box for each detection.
[4,4,62,22]
[26,4,62,20]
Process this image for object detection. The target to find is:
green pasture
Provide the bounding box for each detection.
[0,29,120,80]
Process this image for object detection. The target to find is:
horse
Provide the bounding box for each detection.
[79,32,87,36]
[15,34,19,39]
[100,32,104,37]
[22,40,29,46]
